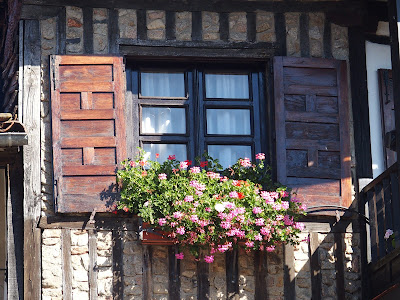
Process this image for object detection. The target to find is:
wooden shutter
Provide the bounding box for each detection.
[51,56,127,213]
[274,57,351,208]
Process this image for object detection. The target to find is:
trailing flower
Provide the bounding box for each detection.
[117,149,306,263]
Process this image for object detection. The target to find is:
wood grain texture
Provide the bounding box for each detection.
[89,230,98,300]
[143,245,153,300]
[284,244,295,300]
[274,57,351,210]
[334,233,345,300]
[168,246,181,300]
[254,251,268,300]
[22,19,42,300]
[7,153,24,299]
[62,229,72,300]
[309,232,321,300]
[112,230,123,299]
[51,55,127,212]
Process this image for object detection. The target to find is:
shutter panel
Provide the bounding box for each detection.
[51,55,127,213]
[274,57,351,208]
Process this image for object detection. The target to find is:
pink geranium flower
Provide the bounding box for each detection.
[168,155,176,160]
[245,241,254,248]
[184,195,194,202]
[158,218,167,226]
[204,255,214,263]
[256,153,265,160]
[240,158,252,167]
[252,207,263,214]
[175,252,184,259]
[158,173,167,180]
[266,245,275,252]
[229,191,239,198]
[180,161,188,169]
[189,167,200,173]
[176,227,185,235]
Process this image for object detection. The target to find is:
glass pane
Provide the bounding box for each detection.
[208,145,251,169]
[141,72,185,97]
[205,73,249,99]
[207,109,251,135]
[142,107,186,134]
[143,143,187,162]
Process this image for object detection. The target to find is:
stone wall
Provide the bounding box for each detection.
[34,3,357,300]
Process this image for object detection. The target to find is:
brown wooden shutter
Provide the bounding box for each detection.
[274,57,351,208]
[51,55,127,213]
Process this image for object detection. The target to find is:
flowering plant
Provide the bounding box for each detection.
[117,150,306,263]
[384,229,396,249]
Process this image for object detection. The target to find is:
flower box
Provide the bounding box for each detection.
[140,222,174,245]
[117,150,306,262]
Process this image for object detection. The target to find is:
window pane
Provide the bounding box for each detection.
[207,109,251,135]
[142,107,186,134]
[208,145,251,169]
[143,143,187,162]
[141,72,185,97]
[205,73,249,99]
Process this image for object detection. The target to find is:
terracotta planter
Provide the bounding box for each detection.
[140,222,174,245]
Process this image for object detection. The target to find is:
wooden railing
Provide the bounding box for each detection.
[361,162,400,262]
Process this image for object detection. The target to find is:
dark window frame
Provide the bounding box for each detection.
[127,61,268,166]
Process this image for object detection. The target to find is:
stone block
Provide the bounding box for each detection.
[118,9,137,39]
[285,13,300,57]
[202,11,219,41]
[229,12,247,41]
[176,12,192,41]
[256,11,275,42]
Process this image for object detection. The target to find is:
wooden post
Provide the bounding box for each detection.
[22,19,42,299]
[7,153,24,299]
[388,0,400,199]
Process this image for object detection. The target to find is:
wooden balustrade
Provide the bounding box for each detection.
[361,162,400,262]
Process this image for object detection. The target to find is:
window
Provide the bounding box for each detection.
[50,55,351,213]
[129,63,266,169]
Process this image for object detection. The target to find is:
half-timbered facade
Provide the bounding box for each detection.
[2,0,400,299]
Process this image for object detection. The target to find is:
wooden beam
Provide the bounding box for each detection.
[22,0,366,14]
[38,215,138,230]
[7,153,24,299]
[143,245,153,300]
[226,249,239,299]
[349,26,372,178]
[168,246,181,300]
[112,230,123,299]
[22,19,42,300]
[254,251,268,300]
[309,232,322,300]
[62,229,72,300]
[89,230,98,300]
[283,244,295,300]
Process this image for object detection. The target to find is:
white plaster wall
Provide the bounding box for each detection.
[366,41,392,178]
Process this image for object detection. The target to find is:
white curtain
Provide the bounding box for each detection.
[142,107,186,134]
[205,74,249,99]
[143,143,187,162]
[141,72,185,98]
[208,145,252,169]
[207,109,250,135]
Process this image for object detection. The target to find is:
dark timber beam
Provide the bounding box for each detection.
[22,0,366,13]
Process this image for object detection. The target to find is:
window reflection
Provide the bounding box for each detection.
[208,145,252,169]
[142,107,186,134]
[205,73,249,99]
[141,72,185,98]
[143,143,187,162]
[207,109,251,135]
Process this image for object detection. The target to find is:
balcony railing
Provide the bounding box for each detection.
[360,162,400,262]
